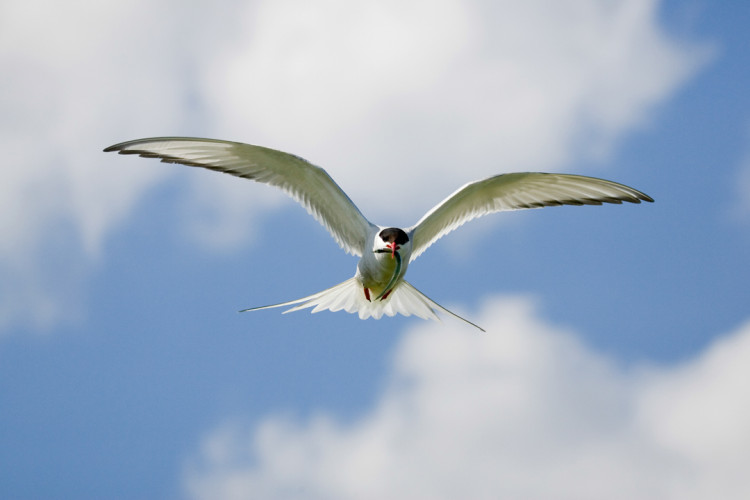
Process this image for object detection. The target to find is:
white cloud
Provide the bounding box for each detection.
[0,0,709,332]
[0,0,203,331]
[198,0,708,224]
[184,296,750,500]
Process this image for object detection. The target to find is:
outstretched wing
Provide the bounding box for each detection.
[104,137,375,256]
[408,172,653,261]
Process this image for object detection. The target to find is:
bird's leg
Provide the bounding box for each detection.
[380,289,393,301]
[364,287,371,302]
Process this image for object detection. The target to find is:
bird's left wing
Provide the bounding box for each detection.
[407,172,653,261]
[105,137,374,256]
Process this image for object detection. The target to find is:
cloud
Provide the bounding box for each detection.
[0,0,709,332]
[198,0,709,224]
[0,0,205,332]
[184,296,750,500]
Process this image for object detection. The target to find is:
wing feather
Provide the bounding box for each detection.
[104,137,374,256]
[408,172,653,261]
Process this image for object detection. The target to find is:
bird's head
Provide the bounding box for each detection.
[374,227,410,259]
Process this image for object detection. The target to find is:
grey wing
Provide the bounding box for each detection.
[407,172,653,261]
[104,137,375,256]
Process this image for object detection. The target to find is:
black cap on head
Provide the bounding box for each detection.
[379,227,409,245]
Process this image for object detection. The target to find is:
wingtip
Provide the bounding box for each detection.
[103,142,130,153]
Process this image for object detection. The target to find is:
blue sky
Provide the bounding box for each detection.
[2,0,750,498]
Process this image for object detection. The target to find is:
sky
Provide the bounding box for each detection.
[1,0,750,498]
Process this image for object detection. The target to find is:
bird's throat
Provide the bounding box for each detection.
[374,251,402,301]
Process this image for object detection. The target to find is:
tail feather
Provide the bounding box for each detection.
[241,278,484,331]
[392,281,485,332]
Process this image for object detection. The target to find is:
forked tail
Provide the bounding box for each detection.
[241,278,484,332]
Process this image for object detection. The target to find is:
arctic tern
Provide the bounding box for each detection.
[105,137,653,331]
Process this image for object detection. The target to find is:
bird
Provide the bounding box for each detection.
[104,137,653,331]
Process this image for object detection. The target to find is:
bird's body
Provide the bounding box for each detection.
[357,226,411,300]
[105,137,653,331]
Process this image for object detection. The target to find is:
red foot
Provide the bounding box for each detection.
[381,289,392,300]
[364,287,371,302]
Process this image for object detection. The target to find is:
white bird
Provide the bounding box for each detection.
[105,137,653,331]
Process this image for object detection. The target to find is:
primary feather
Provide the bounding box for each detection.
[408,172,653,261]
[104,137,374,256]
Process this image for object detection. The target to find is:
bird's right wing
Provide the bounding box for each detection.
[408,172,653,261]
[105,137,374,256]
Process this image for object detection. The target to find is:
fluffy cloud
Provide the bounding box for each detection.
[0,0,707,332]
[184,296,750,500]
[198,0,708,223]
[0,0,195,331]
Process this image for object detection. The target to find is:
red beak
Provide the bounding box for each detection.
[388,242,397,259]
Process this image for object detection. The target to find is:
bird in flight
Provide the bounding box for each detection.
[105,137,653,331]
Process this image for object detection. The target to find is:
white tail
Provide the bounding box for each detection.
[242,278,484,331]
